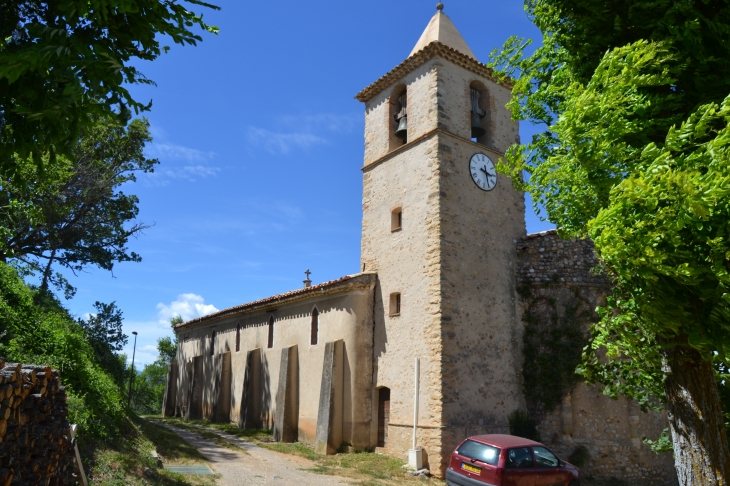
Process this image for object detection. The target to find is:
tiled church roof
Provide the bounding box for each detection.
[173,272,376,330]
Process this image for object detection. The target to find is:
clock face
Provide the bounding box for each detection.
[469,153,497,191]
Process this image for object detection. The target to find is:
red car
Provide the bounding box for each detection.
[445,434,581,486]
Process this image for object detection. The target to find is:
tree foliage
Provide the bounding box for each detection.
[0,0,219,173]
[584,93,730,394]
[490,0,730,480]
[0,116,158,297]
[0,262,124,437]
[79,301,128,389]
[128,335,178,415]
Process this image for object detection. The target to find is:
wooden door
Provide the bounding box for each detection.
[377,388,390,447]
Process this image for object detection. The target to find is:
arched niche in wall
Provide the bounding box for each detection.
[469,80,490,146]
[389,84,408,150]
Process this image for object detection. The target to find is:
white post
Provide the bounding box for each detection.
[412,357,419,450]
[408,358,423,470]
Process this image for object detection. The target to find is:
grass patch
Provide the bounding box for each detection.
[156,417,444,485]
[147,417,246,453]
[310,451,411,482]
[80,413,219,486]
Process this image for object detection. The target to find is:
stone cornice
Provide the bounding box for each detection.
[173,272,377,332]
[355,41,512,103]
[361,127,506,173]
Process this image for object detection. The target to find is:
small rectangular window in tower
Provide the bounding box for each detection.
[267,316,274,348]
[236,323,241,352]
[391,207,402,232]
[389,293,401,316]
[311,309,319,345]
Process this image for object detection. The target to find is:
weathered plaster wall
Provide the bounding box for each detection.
[172,275,375,449]
[517,230,677,485]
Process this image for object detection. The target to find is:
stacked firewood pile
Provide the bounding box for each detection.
[0,358,79,485]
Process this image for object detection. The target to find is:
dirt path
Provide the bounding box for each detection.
[158,423,354,486]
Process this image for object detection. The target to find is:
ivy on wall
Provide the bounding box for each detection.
[518,283,593,423]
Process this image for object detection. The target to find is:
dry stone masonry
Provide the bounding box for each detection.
[516,229,609,288]
[0,359,79,486]
[516,232,677,485]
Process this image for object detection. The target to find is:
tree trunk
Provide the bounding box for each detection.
[40,248,56,290]
[664,344,730,485]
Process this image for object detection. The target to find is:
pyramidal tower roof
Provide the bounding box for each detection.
[409,4,477,60]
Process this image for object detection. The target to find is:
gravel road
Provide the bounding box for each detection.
[159,423,354,486]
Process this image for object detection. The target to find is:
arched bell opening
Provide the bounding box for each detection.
[469,81,489,145]
[389,84,408,151]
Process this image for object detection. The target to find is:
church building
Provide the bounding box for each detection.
[163,6,677,484]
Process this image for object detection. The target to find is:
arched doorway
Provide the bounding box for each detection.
[377,387,391,447]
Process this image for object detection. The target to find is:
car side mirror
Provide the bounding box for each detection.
[558,460,566,467]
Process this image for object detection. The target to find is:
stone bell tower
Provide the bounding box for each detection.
[357,4,526,474]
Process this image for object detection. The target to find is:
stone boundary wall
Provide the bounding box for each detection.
[0,359,78,485]
[516,229,609,287]
[515,231,678,485]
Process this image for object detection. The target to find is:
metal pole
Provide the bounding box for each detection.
[128,331,138,408]
[412,357,419,450]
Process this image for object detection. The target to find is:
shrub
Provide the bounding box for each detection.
[508,409,541,442]
[0,263,124,437]
[568,445,590,468]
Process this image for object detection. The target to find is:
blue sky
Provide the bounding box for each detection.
[62,0,553,365]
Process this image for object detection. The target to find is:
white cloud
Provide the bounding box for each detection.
[244,112,359,155]
[245,127,327,154]
[279,113,360,134]
[156,293,219,325]
[148,165,221,185]
[143,126,220,185]
[146,142,215,163]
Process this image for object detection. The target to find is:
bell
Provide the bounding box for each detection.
[471,112,485,139]
[395,116,408,142]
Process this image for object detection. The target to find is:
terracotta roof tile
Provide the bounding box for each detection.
[173,273,375,330]
[355,41,511,103]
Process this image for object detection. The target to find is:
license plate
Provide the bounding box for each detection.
[462,462,481,474]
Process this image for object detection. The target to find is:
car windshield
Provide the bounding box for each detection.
[456,440,501,466]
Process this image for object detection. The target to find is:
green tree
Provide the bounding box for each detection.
[490,1,730,483]
[0,0,219,174]
[0,262,124,437]
[0,116,158,297]
[128,335,178,414]
[78,301,128,389]
[156,335,178,365]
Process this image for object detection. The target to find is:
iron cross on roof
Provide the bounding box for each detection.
[305,269,311,280]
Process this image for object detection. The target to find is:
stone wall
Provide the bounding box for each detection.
[516,230,677,485]
[516,229,609,288]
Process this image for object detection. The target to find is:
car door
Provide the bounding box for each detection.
[502,447,537,486]
[533,446,571,486]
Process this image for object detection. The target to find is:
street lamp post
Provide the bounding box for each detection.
[128,331,138,408]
